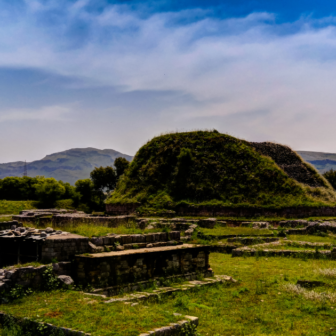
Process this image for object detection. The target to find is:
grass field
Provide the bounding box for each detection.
[3,254,336,335]
[199,226,274,236]
[0,291,182,336]
[289,234,336,244]
[157,254,336,335]
[0,200,36,215]
[30,222,166,238]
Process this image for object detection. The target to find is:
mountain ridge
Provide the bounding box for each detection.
[297,151,336,173]
[0,148,133,185]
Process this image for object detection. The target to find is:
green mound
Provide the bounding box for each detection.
[107,131,336,209]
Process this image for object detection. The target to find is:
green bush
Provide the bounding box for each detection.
[323,169,336,190]
[54,199,75,209]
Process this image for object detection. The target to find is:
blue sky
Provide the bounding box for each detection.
[1,0,336,162]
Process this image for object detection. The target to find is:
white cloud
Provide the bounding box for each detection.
[0,105,72,122]
[1,1,336,152]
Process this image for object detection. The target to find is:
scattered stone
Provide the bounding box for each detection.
[198,218,216,229]
[58,275,74,286]
[116,245,125,251]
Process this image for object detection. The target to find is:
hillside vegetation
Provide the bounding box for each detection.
[107,131,336,210]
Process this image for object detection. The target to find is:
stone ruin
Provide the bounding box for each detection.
[0,214,225,299]
[12,209,136,227]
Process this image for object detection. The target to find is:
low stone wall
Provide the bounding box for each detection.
[227,237,279,245]
[0,262,72,291]
[0,230,181,265]
[52,214,136,227]
[0,221,21,231]
[0,312,90,336]
[75,244,211,288]
[41,235,90,262]
[106,204,336,218]
[232,248,332,259]
[106,203,139,215]
[0,311,197,336]
[197,232,275,240]
[176,206,336,218]
[13,213,136,227]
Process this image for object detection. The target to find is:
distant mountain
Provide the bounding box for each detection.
[0,148,133,185]
[297,151,336,174]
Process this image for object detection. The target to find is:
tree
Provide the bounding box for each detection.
[90,166,117,192]
[0,176,41,200]
[34,177,66,207]
[59,181,81,206]
[323,169,336,190]
[114,157,130,180]
[75,179,95,205]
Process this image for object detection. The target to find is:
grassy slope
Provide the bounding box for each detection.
[107,131,336,209]
[0,200,36,215]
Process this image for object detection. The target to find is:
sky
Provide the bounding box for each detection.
[1,0,336,162]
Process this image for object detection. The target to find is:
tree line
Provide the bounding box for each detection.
[0,157,130,212]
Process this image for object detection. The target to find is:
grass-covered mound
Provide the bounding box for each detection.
[107,131,336,210]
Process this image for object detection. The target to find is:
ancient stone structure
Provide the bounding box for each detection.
[13,209,136,227]
[106,204,336,218]
[0,262,72,290]
[0,220,21,231]
[105,203,139,215]
[75,244,212,288]
[0,225,182,266]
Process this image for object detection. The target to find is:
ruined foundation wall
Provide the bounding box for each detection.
[75,245,211,288]
[106,204,336,218]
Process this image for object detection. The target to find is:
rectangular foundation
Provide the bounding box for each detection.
[75,244,211,288]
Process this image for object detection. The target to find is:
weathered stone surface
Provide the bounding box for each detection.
[58,275,74,286]
[75,244,211,288]
[198,218,217,229]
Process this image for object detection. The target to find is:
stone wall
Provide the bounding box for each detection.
[105,203,139,215]
[75,244,211,287]
[0,221,21,231]
[0,262,72,291]
[41,236,90,263]
[106,204,336,218]
[52,214,136,227]
[0,231,181,266]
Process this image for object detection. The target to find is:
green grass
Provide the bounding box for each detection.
[4,254,336,335]
[0,216,12,222]
[199,226,274,236]
[155,254,336,335]
[289,235,336,244]
[254,245,332,251]
[0,291,181,336]
[0,200,36,215]
[31,222,166,238]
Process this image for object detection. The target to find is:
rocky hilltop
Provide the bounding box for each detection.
[0,148,133,185]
